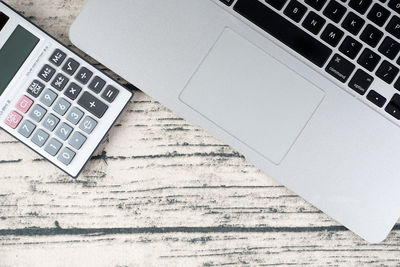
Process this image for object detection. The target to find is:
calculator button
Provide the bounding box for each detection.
[53,98,71,116]
[27,80,45,98]
[17,120,36,138]
[78,91,108,118]
[16,95,33,113]
[75,67,93,85]
[5,111,23,129]
[89,76,106,93]
[101,85,119,103]
[43,114,60,132]
[79,116,98,134]
[69,132,87,150]
[62,58,80,76]
[58,147,76,165]
[38,64,56,82]
[51,73,69,91]
[45,138,62,156]
[31,129,50,148]
[55,122,73,141]
[66,107,84,125]
[64,82,82,100]
[40,89,58,107]
[29,104,47,123]
[49,49,66,66]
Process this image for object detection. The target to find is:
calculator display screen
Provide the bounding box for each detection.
[0,25,39,96]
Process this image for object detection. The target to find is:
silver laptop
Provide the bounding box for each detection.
[69,0,400,242]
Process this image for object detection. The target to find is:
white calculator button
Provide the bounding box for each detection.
[66,107,84,125]
[29,104,47,123]
[57,147,76,166]
[45,138,63,156]
[69,132,87,150]
[18,120,36,138]
[40,89,58,107]
[79,116,97,134]
[31,129,50,148]
[55,122,73,141]
[53,98,71,116]
[43,114,60,132]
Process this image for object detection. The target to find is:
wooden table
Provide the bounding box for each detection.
[1,0,400,266]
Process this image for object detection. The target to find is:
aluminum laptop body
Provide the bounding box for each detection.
[70,0,400,242]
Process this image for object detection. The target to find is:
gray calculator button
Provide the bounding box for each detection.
[27,80,45,98]
[64,82,82,100]
[29,104,47,123]
[101,85,120,103]
[53,98,71,116]
[40,88,58,107]
[18,120,36,138]
[69,132,87,150]
[75,67,93,85]
[31,129,50,148]
[43,114,60,132]
[79,116,97,134]
[45,138,62,156]
[62,58,80,76]
[51,73,69,91]
[89,76,106,93]
[57,147,76,166]
[38,64,56,82]
[55,122,73,141]
[77,91,108,118]
[49,49,66,66]
[66,107,84,125]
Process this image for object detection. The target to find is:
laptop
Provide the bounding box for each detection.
[69,0,400,243]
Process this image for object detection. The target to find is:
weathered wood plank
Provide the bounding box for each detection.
[1,0,400,266]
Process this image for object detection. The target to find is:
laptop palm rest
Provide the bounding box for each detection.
[179,29,325,164]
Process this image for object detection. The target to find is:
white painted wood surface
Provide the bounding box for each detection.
[1,0,400,266]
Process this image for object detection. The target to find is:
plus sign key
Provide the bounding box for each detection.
[77,91,108,118]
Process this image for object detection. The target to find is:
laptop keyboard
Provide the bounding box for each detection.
[219,0,400,121]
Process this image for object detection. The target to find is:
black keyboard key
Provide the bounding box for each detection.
[64,82,82,100]
[349,0,373,15]
[385,94,400,119]
[349,69,374,95]
[78,91,108,119]
[386,16,400,39]
[89,76,106,93]
[388,0,400,14]
[62,58,80,76]
[49,49,66,66]
[339,36,362,59]
[75,67,93,85]
[358,48,381,71]
[302,11,326,34]
[219,0,234,6]
[234,0,332,67]
[305,0,328,11]
[323,0,346,23]
[367,90,386,107]
[326,54,355,82]
[38,64,56,82]
[321,23,344,47]
[101,85,120,103]
[376,60,399,84]
[394,76,400,90]
[360,24,384,48]
[51,73,69,91]
[367,4,390,27]
[284,0,308,23]
[378,36,400,60]
[342,12,365,35]
[27,80,45,98]
[266,0,288,10]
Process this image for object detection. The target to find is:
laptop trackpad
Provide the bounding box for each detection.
[179,29,325,164]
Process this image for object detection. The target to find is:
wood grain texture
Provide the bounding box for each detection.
[1,0,400,266]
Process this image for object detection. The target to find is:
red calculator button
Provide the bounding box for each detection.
[16,95,33,113]
[5,111,23,129]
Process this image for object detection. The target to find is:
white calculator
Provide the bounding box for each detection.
[0,2,133,177]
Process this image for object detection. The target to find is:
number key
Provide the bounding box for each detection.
[53,98,71,116]
[57,147,76,166]
[31,129,50,148]
[43,114,60,132]
[40,89,58,107]
[17,120,36,138]
[66,107,84,125]
[55,122,73,141]
[29,104,47,123]
[45,138,63,156]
